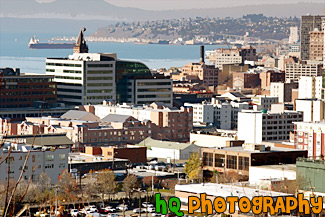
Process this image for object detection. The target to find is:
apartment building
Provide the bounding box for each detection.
[0,138,69,184]
[294,121,325,157]
[238,107,303,144]
[207,46,257,70]
[300,15,325,60]
[90,101,193,142]
[285,61,323,83]
[184,97,250,130]
[250,95,279,110]
[259,70,285,89]
[232,71,260,89]
[298,76,323,99]
[270,82,298,103]
[181,63,218,89]
[289,26,299,44]
[309,28,324,61]
[295,99,325,122]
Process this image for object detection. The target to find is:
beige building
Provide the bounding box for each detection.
[285,61,323,83]
[309,28,324,61]
[181,63,218,90]
[270,82,298,103]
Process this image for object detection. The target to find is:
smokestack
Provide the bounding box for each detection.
[200,45,205,63]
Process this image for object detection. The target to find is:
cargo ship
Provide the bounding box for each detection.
[28,36,75,49]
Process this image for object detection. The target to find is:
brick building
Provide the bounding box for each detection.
[232,72,260,89]
[0,67,57,109]
[259,70,285,89]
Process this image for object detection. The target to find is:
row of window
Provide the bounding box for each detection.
[46,62,82,67]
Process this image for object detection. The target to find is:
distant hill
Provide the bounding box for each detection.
[1,0,324,21]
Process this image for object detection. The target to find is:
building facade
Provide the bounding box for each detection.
[0,68,57,109]
[232,71,260,89]
[295,99,325,122]
[0,141,69,184]
[259,70,285,90]
[91,102,193,142]
[298,76,323,99]
[185,97,251,130]
[309,28,324,61]
[202,144,307,175]
[270,82,298,103]
[300,15,325,60]
[285,61,323,83]
[238,109,303,144]
[294,121,325,157]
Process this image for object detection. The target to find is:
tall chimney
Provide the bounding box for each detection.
[200,45,205,63]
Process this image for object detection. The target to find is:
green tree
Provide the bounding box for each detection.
[123,175,139,198]
[184,152,202,182]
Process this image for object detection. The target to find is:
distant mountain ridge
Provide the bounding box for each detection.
[1,0,324,20]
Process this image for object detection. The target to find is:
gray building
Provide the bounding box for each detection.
[300,15,325,60]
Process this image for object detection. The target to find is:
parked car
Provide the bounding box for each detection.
[142,202,154,207]
[152,213,162,216]
[70,209,79,216]
[133,208,145,213]
[107,214,119,217]
[147,207,156,213]
[104,206,116,213]
[116,204,128,211]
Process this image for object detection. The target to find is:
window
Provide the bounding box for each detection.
[45,154,54,161]
[238,157,249,171]
[214,154,225,167]
[59,154,66,161]
[226,155,237,169]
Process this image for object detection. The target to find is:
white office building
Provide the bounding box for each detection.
[238,106,303,144]
[298,76,323,99]
[0,142,69,184]
[46,53,116,106]
[185,98,250,130]
[295,99,325,122]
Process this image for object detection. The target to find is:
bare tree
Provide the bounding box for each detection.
[56,169,79,204]
[123,175,139,198]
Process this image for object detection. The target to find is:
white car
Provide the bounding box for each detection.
[147,207,156,213]
[133,208,145,213]
[70,209,79,216]
[142,202,154,207]
[116,204,128,211]
[104,206,116,213]
[152,213,161,216]
[107,214,119,217]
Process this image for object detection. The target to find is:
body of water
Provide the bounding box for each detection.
[0,32,222,73]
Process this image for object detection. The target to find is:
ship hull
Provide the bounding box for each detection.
[29,43,75,49]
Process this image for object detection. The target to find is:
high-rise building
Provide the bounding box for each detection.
[294,121,325,158]
[298,76,323,99]
[289,26,299,44]
[270,82,298,103]
[309,28,324,61]
[295,99,325,122]
[300,15,325,60]
[238,107,303,144]
[46,29,173,107]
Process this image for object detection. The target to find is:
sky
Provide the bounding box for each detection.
[103,0,325,10]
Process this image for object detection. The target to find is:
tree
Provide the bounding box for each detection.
[142,176,159,189]
[91,169,117,201]
[184,152,202,182]
[56,169,78,204]
[123,175,139,198]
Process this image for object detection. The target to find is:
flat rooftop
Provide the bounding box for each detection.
[250,164,296,172]
[175,183,291,199]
